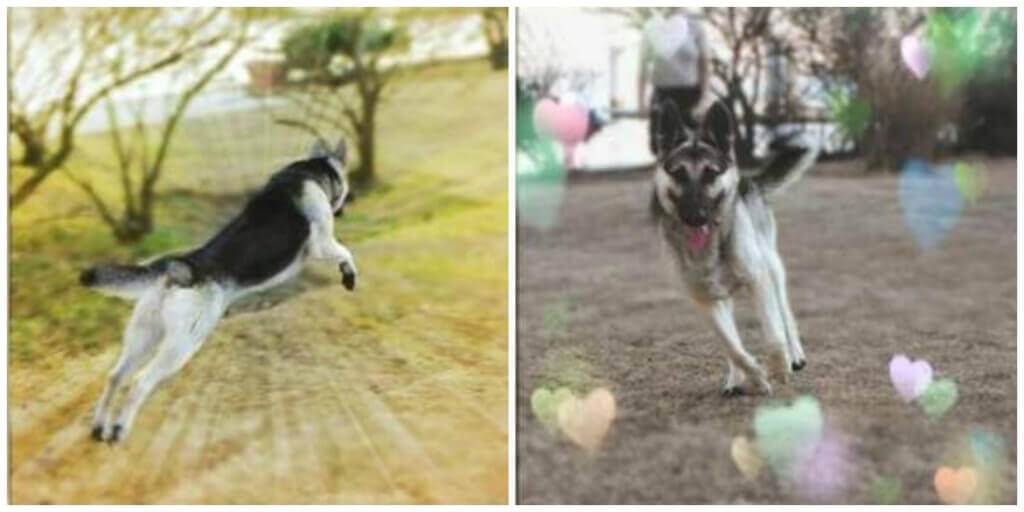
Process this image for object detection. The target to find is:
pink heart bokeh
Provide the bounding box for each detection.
[795,427,854,502]
[900,34,931,80]
[889,354,934,402]
[532,98,589,146]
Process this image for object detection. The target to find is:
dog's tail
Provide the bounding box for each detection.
[749,134,820,198]
[80,256,194,300]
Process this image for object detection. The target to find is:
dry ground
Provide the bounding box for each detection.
[516,158,1016,504]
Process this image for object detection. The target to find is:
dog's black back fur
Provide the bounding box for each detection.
[181,157,343,286]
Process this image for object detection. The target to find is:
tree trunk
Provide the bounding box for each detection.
[351,100,377,188]
[112,212,153,243]
[487,38,508,70]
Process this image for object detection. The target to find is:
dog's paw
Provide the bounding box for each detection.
[108,424,124,444]
[749,375,773,395]
[341,271,356,291]
[90,424,105,442]
[721,386,745,398]
[791,359,806,372]
[339,262,357,291]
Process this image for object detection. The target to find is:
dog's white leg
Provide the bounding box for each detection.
[718,300,746,393]
[702,299,771,395]
[761,207,806,371]
[109,284,226,443]
[766,250,805,370]
[91,285,166,441]
[299,181,357,289]
[750,267,793,384]
[734,206,791,384]
[723,353,746,394]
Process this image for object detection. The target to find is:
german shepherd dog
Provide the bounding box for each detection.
[651,102,819,396]
[80,138,357,442]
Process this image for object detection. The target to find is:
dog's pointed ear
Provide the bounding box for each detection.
[656,99,693,158]
[699,103,735,154]
[309,138,330,159]
[334,138,347,165]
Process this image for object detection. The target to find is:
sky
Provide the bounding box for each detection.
[9,8,492,134]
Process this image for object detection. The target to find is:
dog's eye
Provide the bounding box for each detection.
[666,165,689,181]
[700,166,721,184]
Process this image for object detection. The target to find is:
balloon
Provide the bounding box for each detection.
[532,98,589,146]
[533,98,560,138]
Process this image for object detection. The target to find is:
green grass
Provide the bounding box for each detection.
[10,58,508,368]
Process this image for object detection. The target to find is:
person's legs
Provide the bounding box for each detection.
[649,88,663,155]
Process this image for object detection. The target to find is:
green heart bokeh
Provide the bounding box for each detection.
[918,378,958,419]
[870,476,903,504]
[754,395,824,479]
[530,387,575,434]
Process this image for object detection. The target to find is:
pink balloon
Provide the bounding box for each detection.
[533,98,589,146]
[552,104,589,146]
[533,98,560,136]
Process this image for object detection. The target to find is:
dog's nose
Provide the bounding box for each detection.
[679,205,710,227]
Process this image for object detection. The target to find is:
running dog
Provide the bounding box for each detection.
[650,102,819,396]
[81,138,357,442]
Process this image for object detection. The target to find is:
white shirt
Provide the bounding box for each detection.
[642,13,707,88]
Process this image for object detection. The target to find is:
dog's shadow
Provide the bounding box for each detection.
[225,270,336,316]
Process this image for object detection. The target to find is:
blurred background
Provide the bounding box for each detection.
[516,7,1015,505]
[517,7,1015,172]
[9,7,508,504]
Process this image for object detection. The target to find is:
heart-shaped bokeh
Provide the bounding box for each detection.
[541,297,570,340]
[793,428,853,502]
[900,33,932,80]
[870,476,903,505]
[953,161,989,204]
[889,353,934,402]
[557,387,616,452]
[530,386,574,434]
[754,396,824,479]
[730,436,763,480]
[899,159,963,250]
[967,428,1006,469]
[934,466,977,505]
[918,378,958,419]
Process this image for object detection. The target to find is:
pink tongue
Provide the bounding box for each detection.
[687,225,711,250]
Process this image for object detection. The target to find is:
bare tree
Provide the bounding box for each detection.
[62,16,251,242]
[8,8,241,208]
[515,11,566,96]
[273,8,410,189]
[784,7,962,169]
[482,8,509,69]
[699,7,778,165]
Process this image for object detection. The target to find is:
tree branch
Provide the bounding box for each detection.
[144,20,250,205]
[60,168,118,229]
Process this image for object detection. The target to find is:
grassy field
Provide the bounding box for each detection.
[10,59,508,504]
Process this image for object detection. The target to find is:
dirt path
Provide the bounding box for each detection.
[10,249,508,504]
[516,158,1016,504]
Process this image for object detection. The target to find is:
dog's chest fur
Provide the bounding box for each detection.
[660,217,746,304]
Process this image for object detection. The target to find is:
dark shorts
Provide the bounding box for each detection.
[649,86,702,155]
